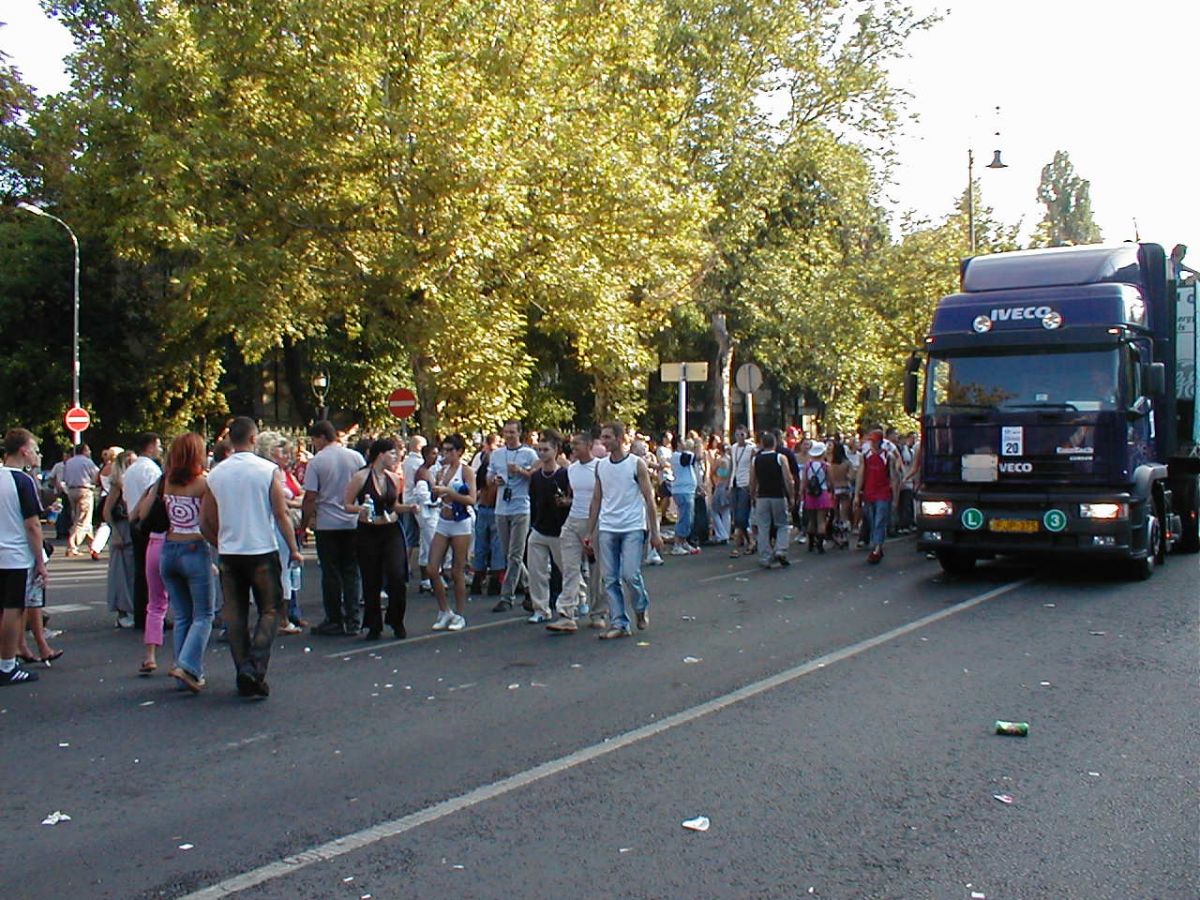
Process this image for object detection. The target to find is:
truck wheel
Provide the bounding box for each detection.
[936,550,976,576]
[1127,515,1161,581]
[1174,477,1200,554]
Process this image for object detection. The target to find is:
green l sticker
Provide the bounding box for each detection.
[961,508,984,531]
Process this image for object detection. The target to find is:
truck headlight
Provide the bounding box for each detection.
[1078,502,1127,520]
[921,500,953,517]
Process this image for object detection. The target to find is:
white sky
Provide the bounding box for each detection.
[3,0,1198,260]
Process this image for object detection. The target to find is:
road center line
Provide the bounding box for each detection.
[183,576,1033,899]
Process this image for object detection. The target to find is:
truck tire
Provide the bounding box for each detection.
[1173,477,1200,554]
[1127,515,1162,581]
[936,550,976,576]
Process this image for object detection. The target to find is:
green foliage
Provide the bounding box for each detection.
[1032,150,1102,247]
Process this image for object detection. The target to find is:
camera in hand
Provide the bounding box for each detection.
[502,486,513,502]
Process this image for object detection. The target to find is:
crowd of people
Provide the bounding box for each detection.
[0,418,920,694]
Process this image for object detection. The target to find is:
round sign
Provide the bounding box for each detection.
[387,387,418,420]
[1043,509,1067,533]
[64,406,91,434]
[961,508,984,531]
[734,362,764,394]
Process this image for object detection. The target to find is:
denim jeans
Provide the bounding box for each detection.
[865,499,891,548]
[219,552,283,681]
[472,505,503,572]
[673,490,695,543]
[315,529,362,629]
[160,538,214,679]
[731,485,752,532]
[598,530,649,632]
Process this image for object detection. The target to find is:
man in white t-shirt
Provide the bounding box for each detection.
[301,421,366,636]
[547,431,607,633]
[202,417,302,699]
[727,426,756,557]
[400,434,427,579]
[0,429,47,686]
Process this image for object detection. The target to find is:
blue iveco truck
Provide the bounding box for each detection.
[905,242,1200,578]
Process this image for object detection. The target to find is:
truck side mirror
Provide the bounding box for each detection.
[1141,362,1166,397]
[903,372,918,415]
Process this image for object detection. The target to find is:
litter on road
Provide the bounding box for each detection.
[681,815,710,832]
[683,656,702,664]
[993,794,1014,805]
[178,843,195,851]
[994,720,1029,736]
[41,811,71,826]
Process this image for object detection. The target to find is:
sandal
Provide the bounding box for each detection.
[40,649,64,664]
[729,548,741,558]
[138,661,157,675]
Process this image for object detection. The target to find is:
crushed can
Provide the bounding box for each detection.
[994,720,1029,736]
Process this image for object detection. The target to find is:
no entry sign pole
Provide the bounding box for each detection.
[64,406,90,440]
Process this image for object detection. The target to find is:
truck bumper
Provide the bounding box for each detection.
[915,489,1152,560]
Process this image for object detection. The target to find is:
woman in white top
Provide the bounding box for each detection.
[427,434,476,632]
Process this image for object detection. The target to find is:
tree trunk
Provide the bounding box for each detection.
[281,336,316,424]
[710,310,733,438]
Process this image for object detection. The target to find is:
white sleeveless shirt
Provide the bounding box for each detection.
[596,454,647,532]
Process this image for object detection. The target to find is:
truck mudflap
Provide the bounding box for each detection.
[915,491,1154,560]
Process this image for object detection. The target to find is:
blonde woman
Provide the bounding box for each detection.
[102,449,138,628]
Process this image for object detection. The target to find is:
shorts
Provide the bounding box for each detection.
[0,568,27,610]
[731,485,752,531]
[435,515,475,538]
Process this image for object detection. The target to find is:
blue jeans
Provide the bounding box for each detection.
[160,539,215,679]
[731,485,752,532]
[865,499,891,549]
[598,530,649,632]
[673,490,695,543]
[472,506,503,571]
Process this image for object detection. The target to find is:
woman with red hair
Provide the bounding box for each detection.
[144,433,212,692]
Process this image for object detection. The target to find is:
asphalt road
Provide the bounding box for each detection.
[2,535,1195,900]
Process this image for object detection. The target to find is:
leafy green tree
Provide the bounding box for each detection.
[1032,150,1102,247]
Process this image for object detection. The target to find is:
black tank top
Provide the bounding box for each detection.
[356,469,397,521]
[753,451,786,498]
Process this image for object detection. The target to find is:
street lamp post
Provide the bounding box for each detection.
[966,149,1007,255]
[18,202,82,444]
[311,371,329,422]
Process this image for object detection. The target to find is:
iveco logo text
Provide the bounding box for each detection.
[990,306,1054,321]
[999,461,1033,473]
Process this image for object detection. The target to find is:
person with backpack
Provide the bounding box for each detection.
[854,428,900,564]
[802,441,834,554]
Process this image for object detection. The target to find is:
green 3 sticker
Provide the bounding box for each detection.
[1043,509,1067,532]
[961,508,984,531]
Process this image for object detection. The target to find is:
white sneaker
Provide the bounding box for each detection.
[670,545,690,556]
[646,551,664,566]
[447,613,466,631]
[432,610,453,631]
[419,579,432,592]
[527,612,551,624]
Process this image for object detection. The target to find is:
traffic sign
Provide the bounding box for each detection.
[64,406,90,434]
[734,362,763,394]
[387,387,418,420]
[660,362,709,382]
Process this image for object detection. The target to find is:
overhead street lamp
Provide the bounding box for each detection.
[311,371,330,422]
[18,202,82,444]
[966,105,1008,255]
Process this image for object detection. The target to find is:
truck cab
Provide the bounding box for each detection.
[907,242,1200,578]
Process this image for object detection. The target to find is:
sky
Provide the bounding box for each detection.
[2,0,1197,260]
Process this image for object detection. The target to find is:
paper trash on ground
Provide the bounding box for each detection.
[681,816,710,832]
[41,811,71,826]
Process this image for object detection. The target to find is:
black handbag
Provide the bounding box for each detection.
[134,477,170,537]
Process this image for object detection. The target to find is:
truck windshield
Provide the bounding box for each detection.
[925,348,1125,414]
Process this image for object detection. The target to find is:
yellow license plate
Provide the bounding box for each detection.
[988,518,1039,534]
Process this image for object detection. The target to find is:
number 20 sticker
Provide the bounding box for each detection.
[1001,426,1023,457]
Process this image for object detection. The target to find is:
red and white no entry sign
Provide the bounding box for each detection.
[387,387,418,420]
[64,406,91,433]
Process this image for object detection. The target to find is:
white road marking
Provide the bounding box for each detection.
[327,616,526,658]
[698,566,764,583]
[183,576,1033,899]
[44,603,94,614]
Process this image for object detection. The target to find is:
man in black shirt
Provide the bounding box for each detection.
[527,429,570,625]
[749,431,795,569]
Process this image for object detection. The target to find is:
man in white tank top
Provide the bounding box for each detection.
[202,417,303,699]
[584,422,663,639]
